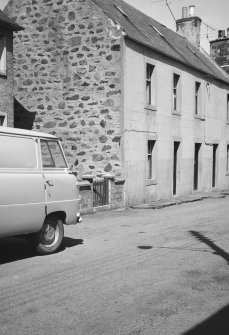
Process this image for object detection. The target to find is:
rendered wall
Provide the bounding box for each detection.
[123,39,229,205]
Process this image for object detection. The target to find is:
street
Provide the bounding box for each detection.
[0,197,229,335]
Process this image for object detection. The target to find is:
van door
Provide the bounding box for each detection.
[40,140,79,225]
[0,134,46,237]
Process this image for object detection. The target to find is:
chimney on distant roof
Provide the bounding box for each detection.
[210,27,229,75]
[176,5,202,47]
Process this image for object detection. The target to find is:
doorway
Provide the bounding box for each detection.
[212,144,218,188]
[193,143,201,191]
[173,141,180,195]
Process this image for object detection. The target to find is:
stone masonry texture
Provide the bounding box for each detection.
[210,38,229,75]
[5,0,123,180]
[0,29,14,127]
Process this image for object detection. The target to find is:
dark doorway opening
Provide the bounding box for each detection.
[173,141,180,195]
[212,144,218,188]
[193,143,201,190]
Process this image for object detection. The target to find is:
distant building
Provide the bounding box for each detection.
[5,0,229,211]
[0,10,22,127]
[210,29,229,75]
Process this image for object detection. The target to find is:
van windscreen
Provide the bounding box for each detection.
[0,135,37,169]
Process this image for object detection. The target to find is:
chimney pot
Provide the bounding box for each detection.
[182,7,188,18]
[218,30,223,38]
[227,28,229,37]
[189,5,195,17]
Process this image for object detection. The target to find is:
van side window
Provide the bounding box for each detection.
[0,135,37,169]
[40,140,67,168]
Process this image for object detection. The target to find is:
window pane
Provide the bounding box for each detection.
[48,141,67,168]
[173,74,180,110]
[40,140,55,167]
[147,140,155,179]
[0,36,6,74]
[0,135,37,168]
[146,63,155,106]
[0,115,5,126]
[41,140,67,168]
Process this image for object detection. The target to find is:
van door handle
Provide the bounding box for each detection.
[46,180,54,186]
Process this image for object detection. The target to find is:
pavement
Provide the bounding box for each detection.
[130,190,229,209]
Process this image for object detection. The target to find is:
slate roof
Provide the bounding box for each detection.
[92,0,229,85]
[0,9,23,31]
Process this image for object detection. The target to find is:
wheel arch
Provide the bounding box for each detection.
[45,211,66,224]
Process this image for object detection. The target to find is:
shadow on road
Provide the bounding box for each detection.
[189,230,229,264]
[0,236,83,265]
[183,304,229,335]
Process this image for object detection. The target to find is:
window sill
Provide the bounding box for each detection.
[144,104,157,112]
[146,179,157,186]
[172,109,181,116]
[194,114,205,121]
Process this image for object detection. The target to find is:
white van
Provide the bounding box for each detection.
[0,127,81,255]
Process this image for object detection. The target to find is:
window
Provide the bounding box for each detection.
[226,145,229,172]
[0,135,37,169]
[227,94,229,123]
[146,63,156,107]
[0,114,7,126]
[0,35,6,75]
[195,82,201,115]
[41,140,67,168]
[173,73,181,112]
[147,140,156,180]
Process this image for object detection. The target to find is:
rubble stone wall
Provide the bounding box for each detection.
[0,29,14,127]
[5,0,123,182]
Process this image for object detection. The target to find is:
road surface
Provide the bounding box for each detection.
[0,197,229,335]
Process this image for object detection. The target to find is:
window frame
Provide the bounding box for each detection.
[0,113,7,126]
[145,61,157,110]
[0,34,7,76]
[195,81,202,116]
[40,139,68,169]
[172,72,181,114]
[146,139,157,184]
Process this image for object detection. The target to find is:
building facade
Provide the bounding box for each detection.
[5,0,229,210]
[0,10,22,127]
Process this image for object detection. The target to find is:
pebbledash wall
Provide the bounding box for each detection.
[0,28,14,128]
[5,0,125,213]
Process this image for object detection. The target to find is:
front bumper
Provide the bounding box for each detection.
[76,212,82,224]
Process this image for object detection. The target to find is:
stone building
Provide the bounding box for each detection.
[4,0,229,211]
[0,10,22,127]
[210,29,229,75]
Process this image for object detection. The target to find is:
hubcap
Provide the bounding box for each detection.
[43,224,55,244]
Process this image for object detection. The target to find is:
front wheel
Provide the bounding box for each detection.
[29,216,64,255]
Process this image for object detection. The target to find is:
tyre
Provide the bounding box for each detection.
[30,216,64,255]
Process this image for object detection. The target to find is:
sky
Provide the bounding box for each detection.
[0,0,228,52]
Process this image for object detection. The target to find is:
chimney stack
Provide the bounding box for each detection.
[210,27,229,75]
[176,5,202,47]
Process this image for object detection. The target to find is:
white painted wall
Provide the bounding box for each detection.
[122,38,229,205]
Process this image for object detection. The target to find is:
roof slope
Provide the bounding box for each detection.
[0,9,23,31]
[92,0,229,85]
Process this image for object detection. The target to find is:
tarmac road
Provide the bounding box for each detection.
[0,197,229,335]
